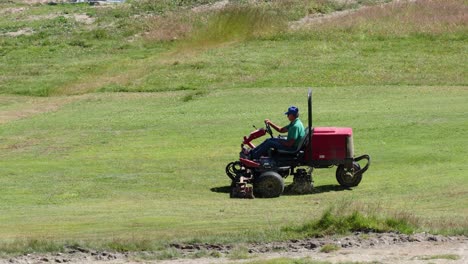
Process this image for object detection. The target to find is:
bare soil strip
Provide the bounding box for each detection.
[1,233,466,264]
[0,95,85,125]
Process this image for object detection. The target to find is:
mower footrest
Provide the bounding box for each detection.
[276,150,303,157]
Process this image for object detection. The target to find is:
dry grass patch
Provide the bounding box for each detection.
[420,217,468,236]
[296,0,467,36]
[142,11,197,42]
[143,3,286,45]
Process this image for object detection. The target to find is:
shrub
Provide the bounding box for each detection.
[187,4,286,46]
[228,245,250,260]
[319,243,340,253]
[283,206,417,237]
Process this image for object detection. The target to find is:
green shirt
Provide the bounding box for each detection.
[286,118,305,148]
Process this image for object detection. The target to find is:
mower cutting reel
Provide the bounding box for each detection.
[226,89,371,198]
[230,176,254,199]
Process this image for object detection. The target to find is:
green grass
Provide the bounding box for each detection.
[0,239,64,255]
[3,34,465,96]
[417,254,461,261]
[1,1,465,96]
[0,87,466,251]
[243,258,381,264]
[0,0,467,254]
[283,206,416,237]
[228,245,251,260]
[244,258,332,264]
[320,244,340,253]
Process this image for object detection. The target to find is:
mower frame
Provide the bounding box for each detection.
[226,89,371,198]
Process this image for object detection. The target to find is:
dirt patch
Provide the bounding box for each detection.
[289,8,355,30]
[1,233,466,263]
[22,13,95,24]
[0,7,27,15]
[0,95,83,125]
[289,1,372,30]
[2,28,34,37]
[0,93,180,125]
[168,233,467,261]
[73,13,95,24]
[18,0,51,4]
[191,0,230,13]
[289,0,428,30]
[1,13,94,37]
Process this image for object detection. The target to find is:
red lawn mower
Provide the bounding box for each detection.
[225,89,370,198]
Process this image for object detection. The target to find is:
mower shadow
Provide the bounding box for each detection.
[283,184,351,196]
[210,184,350,195]
[210,186,232,193]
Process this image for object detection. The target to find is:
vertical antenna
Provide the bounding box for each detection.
[308,88,313,163]
[308,88,312,130]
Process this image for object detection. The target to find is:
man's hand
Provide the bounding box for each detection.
[265,119,286,133]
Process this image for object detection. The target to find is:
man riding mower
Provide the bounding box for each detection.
[247,106,305,160]
[225,89,371,199]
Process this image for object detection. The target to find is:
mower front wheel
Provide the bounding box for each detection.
[336,162,362,188]
[253,171,284,198]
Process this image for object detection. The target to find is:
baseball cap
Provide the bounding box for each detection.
[285,106,299,116]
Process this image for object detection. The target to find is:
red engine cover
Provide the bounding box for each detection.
[305,127,353,162]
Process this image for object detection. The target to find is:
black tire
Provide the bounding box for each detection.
[336,162,362,188]
[229,181,236,198]
[253,171,284,198]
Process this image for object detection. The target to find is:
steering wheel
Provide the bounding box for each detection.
[265,121,273,138]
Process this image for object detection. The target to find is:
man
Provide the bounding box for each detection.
[250,106,305,160]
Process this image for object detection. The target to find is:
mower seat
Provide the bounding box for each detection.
[275,128,310,157]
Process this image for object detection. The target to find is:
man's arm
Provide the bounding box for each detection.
[265,119,295,147]
[265,119,288,133]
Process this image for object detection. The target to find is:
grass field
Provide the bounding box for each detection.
[0,0,467,254]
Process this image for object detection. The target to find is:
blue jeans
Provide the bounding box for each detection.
[250,138,293,159]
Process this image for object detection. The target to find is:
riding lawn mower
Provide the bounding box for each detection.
[225,89,371,198]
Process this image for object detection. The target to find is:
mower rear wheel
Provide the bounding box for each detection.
[253,171,284,198]
[336,162,362,188]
